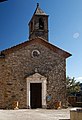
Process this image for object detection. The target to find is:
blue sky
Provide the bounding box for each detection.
[0,0,82,82]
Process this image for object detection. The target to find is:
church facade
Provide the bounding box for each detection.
[0,4,71,109]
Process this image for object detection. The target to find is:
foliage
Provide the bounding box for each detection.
[66,76,81,96]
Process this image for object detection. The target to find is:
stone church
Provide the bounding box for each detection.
[0,3,71,109]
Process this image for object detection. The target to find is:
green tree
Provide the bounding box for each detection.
[66,76,81,96]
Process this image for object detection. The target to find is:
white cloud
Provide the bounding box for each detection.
[73,32,80,39]
[76,77,82,83]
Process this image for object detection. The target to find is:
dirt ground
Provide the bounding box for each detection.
[0,108,70,120]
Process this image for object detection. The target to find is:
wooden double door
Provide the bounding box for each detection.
[30,83,42,109]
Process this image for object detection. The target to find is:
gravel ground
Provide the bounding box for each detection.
[0,108,70,120]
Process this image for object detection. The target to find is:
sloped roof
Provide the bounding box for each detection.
[28,3,48,25]
[1,37,71,59]
[34,3,47,16]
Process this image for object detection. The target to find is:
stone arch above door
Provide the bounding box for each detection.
[26,73,47,108]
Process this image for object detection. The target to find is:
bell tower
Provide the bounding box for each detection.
[28,3,49,41]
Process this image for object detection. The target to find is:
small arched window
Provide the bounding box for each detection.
[39,18,44,30]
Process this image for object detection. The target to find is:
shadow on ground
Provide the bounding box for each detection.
[59,119,70,120]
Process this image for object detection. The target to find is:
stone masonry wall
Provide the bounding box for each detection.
[0,41,66,109]
[0,59,6,108]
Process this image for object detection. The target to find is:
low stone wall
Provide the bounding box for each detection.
[70,108,82,120]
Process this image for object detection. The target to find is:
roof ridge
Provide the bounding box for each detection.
[1,37,71,58]
[34,3,47,16]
